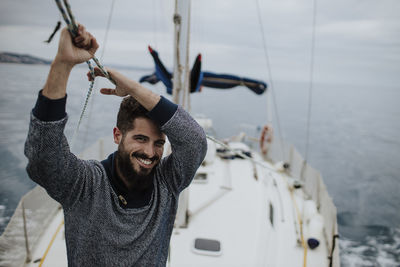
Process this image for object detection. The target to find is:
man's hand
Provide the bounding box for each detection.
[43,24,99,99]
[55,25,99,67]
[88,67,137,97]
[88,67,161,111]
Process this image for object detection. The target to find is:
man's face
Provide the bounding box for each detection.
[114,117,165,188]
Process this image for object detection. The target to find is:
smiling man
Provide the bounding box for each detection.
[24,25,207,266]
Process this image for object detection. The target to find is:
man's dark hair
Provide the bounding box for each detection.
[117,96,149,134]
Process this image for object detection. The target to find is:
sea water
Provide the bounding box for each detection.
[0,63,399,266]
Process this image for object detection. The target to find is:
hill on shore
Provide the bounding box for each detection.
[0,52,51,65]
[0,52,153,72]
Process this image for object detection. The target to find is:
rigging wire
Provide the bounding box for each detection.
[254,0,285,160]
[304,0,318,163]
[152,0,158,48]
[82,0,117,148]
[100,0,116,61]
[254,4,315,264]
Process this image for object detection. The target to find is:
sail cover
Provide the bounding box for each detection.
[140,46,267,95]
[201,72,266,95]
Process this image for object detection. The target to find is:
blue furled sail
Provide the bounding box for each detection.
[140,46,267,95]
[202,72,266,95]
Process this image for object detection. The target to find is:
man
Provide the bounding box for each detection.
[24,25,207,266]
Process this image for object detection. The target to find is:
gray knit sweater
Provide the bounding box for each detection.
[24,106,207,266]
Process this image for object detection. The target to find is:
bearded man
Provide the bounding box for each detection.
[24,25,207,266]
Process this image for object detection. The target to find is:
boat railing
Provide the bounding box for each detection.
[0,186,60,267]
[265,137,340,267]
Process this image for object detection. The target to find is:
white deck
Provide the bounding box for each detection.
[169,145,329,267]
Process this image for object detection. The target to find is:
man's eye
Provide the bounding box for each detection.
[155,142,164,148]
[135,137,146,142]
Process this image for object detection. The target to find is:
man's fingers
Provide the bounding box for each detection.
[74,24,91,49]
[74,36,84,43]
[87,68,112,81]
[86,67,102,81]
[77,24,86,36]
[84,34,93,50]
[89,36,99,55]
[94,67,106,77]
[87,71,94,81]
[100,88,116,95]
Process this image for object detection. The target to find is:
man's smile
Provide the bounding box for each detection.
[131,152,160,170]
[135,156,153,168]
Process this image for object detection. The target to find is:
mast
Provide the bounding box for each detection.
[172,0,191,108]
[172,0,192,228]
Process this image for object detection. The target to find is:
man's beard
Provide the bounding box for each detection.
[116,145,159,191]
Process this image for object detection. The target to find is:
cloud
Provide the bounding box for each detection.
[0,0,399,87]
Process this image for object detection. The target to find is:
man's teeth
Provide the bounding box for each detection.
[138,158,152,165]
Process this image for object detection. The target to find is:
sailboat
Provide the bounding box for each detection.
[0,0,340,266]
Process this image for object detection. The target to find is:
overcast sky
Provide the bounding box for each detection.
[0,0,399,87]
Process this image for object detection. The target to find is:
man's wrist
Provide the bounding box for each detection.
[53,56,75,71]
[43,57,73,99]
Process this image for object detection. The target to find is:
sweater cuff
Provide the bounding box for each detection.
[32,90,67,121]
[147,96,178,127]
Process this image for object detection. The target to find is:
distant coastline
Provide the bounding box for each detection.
[0,52,51,65]
[0,52,153,72]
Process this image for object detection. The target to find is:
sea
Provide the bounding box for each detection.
[0,63,399,266]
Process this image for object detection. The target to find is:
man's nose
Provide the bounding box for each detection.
[143,143,155,158]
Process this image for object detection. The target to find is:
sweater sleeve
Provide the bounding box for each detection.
[156,106,208,195]
[32,90,67,121]
[24,113,102,211]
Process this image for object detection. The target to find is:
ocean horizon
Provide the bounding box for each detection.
[0,62,399,266]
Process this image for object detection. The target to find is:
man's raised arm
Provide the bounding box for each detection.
[25,25,101,209]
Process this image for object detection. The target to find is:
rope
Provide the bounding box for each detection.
[304,0,318,163]
[44,21,61,43]
[54,0,115,84]
[54,0,74,34]
[38,220,64,267]
[82,0,116,147]
[62,0,77,32]
[54,0,115,149]
[254,0,285,160]
[289,186,308,267]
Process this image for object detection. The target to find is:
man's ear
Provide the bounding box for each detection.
[113,127,122,145]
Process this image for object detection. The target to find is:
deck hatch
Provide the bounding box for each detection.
[193,172,208,183]
[192,238,222,256]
